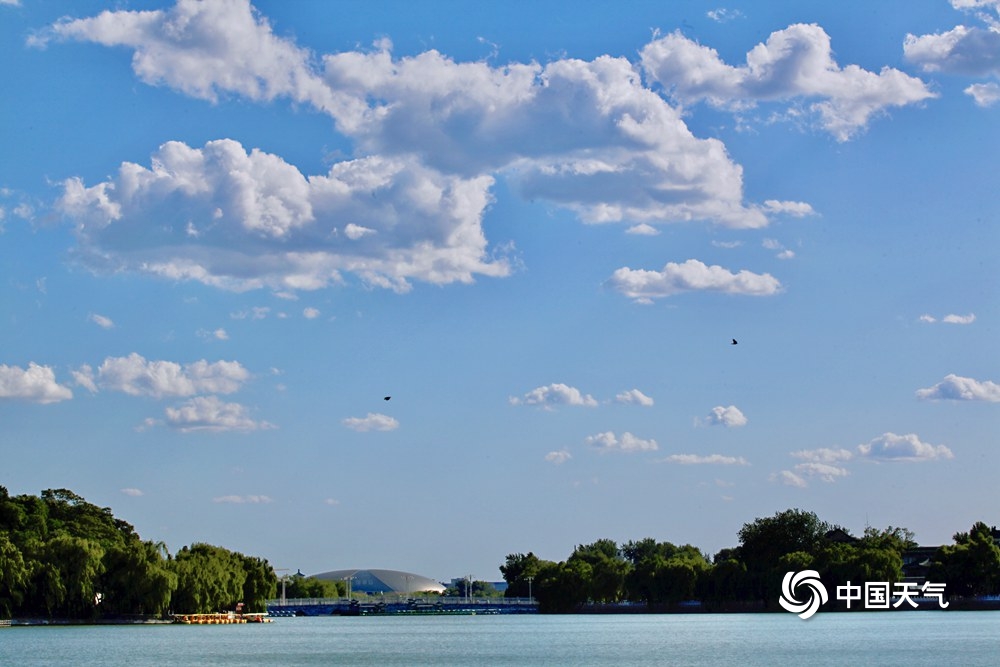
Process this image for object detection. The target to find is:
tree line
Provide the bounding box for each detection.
[0,487,276,620]
[500,508,1000,612]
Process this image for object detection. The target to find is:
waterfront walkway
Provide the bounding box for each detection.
[267,596,538,616]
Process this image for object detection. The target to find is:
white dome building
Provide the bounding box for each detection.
[313,568,446,595]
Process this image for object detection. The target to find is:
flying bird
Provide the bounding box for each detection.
[731,339,738,345]
[383,396,391,401]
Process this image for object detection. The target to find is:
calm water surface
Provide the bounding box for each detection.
[1,612,998,666]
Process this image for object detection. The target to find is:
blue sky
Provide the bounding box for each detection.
[1,0,997,583]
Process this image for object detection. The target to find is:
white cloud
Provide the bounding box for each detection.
[213,495,273,504]
[342,412,399,432]
[625,223,660,236]
[615,389,654,406]
[966,82,1000,106]
[303,307,320,319]
[586,431,659,452]
[644,24,936,141]
[545,449,572,464]
[702,405,747,427]
[606,259,781,303]
[665,453,749,465]
[165,395,274,432]
[707,8,744,23]
[0,363,73,403]
[91,353,249,398]
[770,470,807,488]
[31,0,332,109]
[857,432,954,462]
[324,498,340,506]
[919,313,976,324]
[905,25,1000,76]
[197,328,229,341]
[790,447,854,463]
[59,140,508,293]
[794,462,850,482]
[916,374,1000,402]
[40,0,818,269]
[510,383,598,409]
[89,313,115,329]
[120,488,144,497]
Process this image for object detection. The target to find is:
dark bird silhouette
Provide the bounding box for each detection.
[731,339,738,345]
[383,396,391,401]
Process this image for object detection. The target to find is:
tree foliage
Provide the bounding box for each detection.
[510,508,1000,613]
[0,486,276,619]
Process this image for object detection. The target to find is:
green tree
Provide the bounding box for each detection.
[101,540,177,616]
[0,533,27,618]
[930,521,1000,597]
[737,509,831,604]
[535,559,590,613]
[500,552,543,598]
[569,540,628,603]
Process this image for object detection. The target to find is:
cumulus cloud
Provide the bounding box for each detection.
[29,0,332,109]
[510,383,598,409]
[642,24,935,141]
[916,374,1000,402]
[905,24,1000,76]
[303,307,320,319]
[58,140,508,292]
[0,363,73,403]
[586,431,659,452]
[342,412,399,432]
[615,389,654,406]
[702,405,747,427]
[905,2,1000,106]
[664,453,749,465]
[120,488,144,497]
[165,395,273,432]
[36,0,828,296]
[606,259,781,303]
[80,353,249,398]
[545,449,572,464]
[795,462,850,482]
[966,81,1000,105]
[856,432,954,462]
[770,470,807,488]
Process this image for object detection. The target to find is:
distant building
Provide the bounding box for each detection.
[313,568,446,595]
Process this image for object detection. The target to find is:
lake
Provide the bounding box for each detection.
[2,612,998,666]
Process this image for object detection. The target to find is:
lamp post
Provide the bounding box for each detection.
[526,576,534,602]
[274,568,290,605]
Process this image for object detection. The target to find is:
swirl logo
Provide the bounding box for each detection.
[778,570,828,619]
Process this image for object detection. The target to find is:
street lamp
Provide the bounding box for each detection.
[526,576,534,602]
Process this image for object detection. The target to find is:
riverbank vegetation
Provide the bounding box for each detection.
[501,509,1000,613]
[0,487,275,620]
[2,487,996,620]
